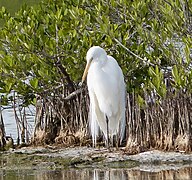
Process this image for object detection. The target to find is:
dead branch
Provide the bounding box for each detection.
[64,87,88,101]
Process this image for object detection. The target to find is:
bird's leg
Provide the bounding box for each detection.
[115,134,119,150]
[106,115,110,149]
[111,135,119,150]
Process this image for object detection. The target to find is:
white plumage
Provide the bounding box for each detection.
[82,46,126,147]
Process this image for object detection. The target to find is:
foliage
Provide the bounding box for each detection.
[0,0,191,101]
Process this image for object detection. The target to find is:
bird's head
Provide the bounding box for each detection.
[81,46,107,84]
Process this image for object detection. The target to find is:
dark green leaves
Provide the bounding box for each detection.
[148,66,166,97]
[0,0,191,105]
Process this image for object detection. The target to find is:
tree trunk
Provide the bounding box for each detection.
[0,99,6,149]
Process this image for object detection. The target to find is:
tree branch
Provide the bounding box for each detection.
[55,23,75,92]
[114,38,155,67]
[64,87,88,101]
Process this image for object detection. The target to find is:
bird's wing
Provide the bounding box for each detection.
[89,98,99,146]
[88,88,107,145]
[118,77,126,142]
[106,56,126,141]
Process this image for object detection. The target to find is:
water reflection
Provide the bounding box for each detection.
[93,168,192,180]
[0,167,192,180]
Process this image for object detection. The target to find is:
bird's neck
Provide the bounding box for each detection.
[97,56,107,67]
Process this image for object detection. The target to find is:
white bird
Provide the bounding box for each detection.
[81,46,126,147]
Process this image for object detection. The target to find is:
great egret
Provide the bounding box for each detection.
[81,46,126,147]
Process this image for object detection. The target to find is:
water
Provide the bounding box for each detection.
[3,108,17,138]
[2,105,35,143]
[0,168,192,180]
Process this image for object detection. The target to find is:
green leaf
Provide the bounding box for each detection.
[1,6,6,13]
[137,94,144,106]
[185,44,190,64]
[172,65,179,83]
[148,67,156,77]
[30,78,38,89]
[5,82,13,92]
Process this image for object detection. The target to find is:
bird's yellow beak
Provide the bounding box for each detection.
[81,58,92,84]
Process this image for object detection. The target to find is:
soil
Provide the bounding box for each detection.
[1,146,192,171]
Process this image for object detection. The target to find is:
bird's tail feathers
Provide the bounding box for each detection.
[119,110,126,143]
[119,85,126,144]
[89,104,99,147]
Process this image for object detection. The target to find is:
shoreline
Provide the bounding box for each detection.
[1,146,191,171]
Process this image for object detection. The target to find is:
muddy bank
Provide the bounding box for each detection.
[1,146,192,171]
